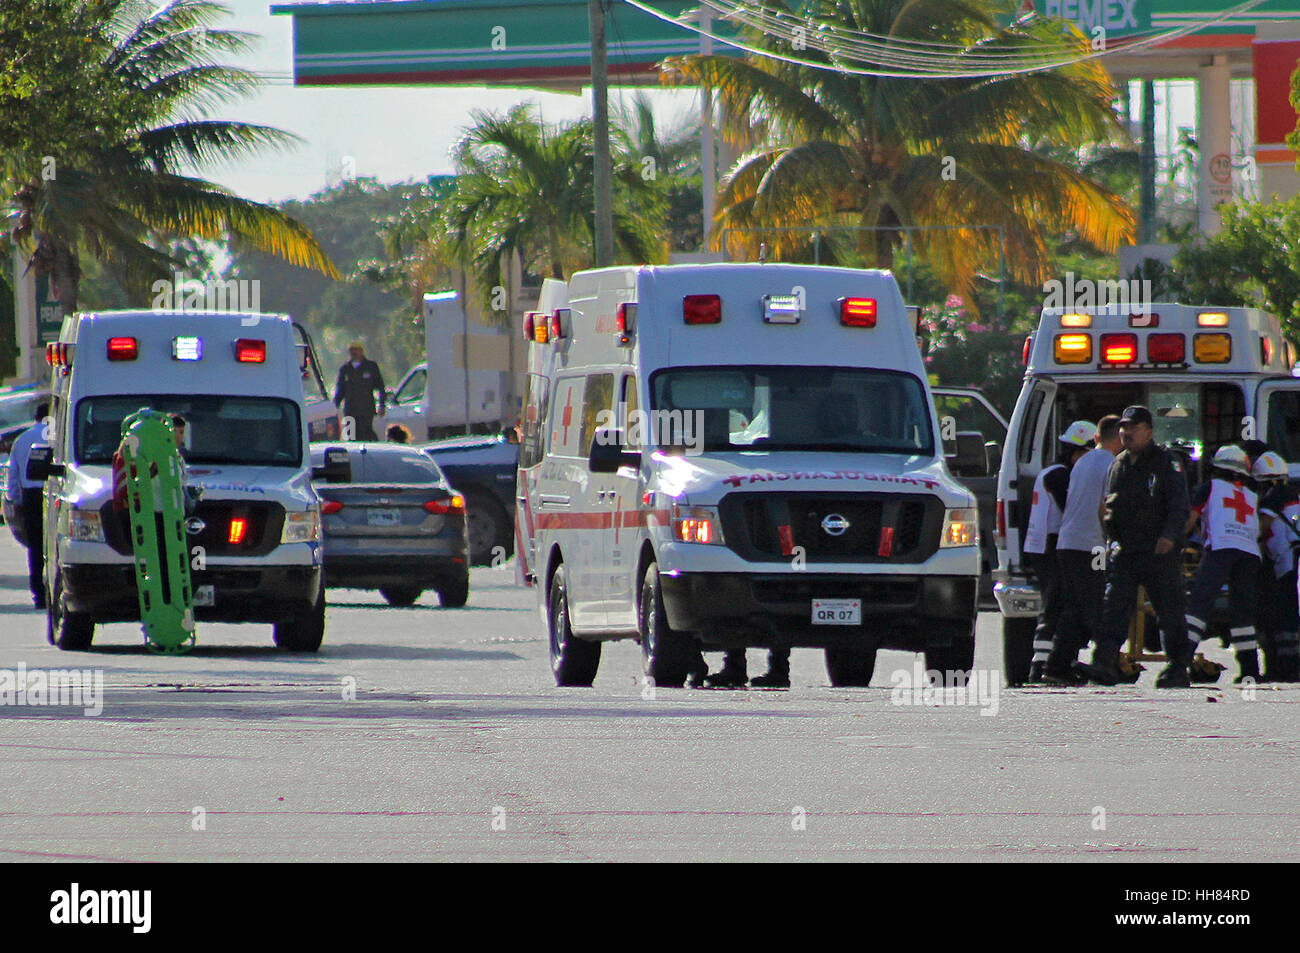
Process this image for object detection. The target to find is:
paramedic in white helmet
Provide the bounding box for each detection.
[1254,450,1299,682]
[1021,421,1094,683]
[1183,444,1261,684]
[1042,415,1123,685]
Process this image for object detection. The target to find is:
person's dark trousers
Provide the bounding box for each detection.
[1097,549,1191,666]
[1185,548,1260,679]
[1049,548,1105,671]
[20,488,44,605]
[1263,570,1299,681]
[346,411,377,441]
[1027,541,1062,670]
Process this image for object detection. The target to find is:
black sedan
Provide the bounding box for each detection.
[311,443,470,607]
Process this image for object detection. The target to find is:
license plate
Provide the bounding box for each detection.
[193,585,215,607]
[812,598,860,625]
[366,509,400,526]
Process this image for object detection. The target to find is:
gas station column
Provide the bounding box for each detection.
[1197,53,1232,236]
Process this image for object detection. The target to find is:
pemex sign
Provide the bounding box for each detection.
[1036,0,1151,35]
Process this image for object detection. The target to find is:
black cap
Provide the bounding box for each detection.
[1119,405,1153,428]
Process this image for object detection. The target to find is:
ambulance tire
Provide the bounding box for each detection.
[925,625,977,688]
[1002,616,1036,687]
[464,489,511,567]
[824,645,878,686]
[49,572,95,651]
[549,564,600,686]
[273,582,325,652]
[638,563,693,688]
[437,576,470,608]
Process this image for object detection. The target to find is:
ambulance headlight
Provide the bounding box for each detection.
[63,508,105,542]
[671,504,725,545]
[940,508,978,548]
[281,509,320,544]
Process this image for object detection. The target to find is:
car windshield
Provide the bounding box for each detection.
[77,395,302,467]
[650,366,934,454]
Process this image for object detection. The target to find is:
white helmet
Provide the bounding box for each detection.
[1212,444,1252,477]
[1252,451,1288,481]
[1059,420,1095,448]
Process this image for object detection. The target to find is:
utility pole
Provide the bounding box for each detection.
[588,0,615,267]
[1140,79,1156,244]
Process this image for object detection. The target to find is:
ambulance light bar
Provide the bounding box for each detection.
[1198,311,1229,327]
[172,336,203,361]
[839,297,877,327]
[107,337,138,361]
[235,339,266,363]
[683,294,721,325]
[1099,333,1137,364]
[1130,312,1159,328]
[1054,333,1092,363]
[1193,333,1231,363]
[1060,313,1091,327]
[1146,333,1185,364]
[762,294,802,324]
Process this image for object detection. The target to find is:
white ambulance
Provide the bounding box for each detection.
[32,311,330,651]
[994,303,1300,682]
[515,264,981,687]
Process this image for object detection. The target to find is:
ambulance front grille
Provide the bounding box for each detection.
[719,492,941,563]
[102,501,285,557]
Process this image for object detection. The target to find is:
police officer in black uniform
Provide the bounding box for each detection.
[333,342,387,441]
[1076,405,1193,688]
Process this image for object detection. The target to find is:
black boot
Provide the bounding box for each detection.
[1155,662,1191,688]
[1233,650,1261,685]
[1073,645,1122,686]
[1026,661,1049,684]
[704,649,748,688]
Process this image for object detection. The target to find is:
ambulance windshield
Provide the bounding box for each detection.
[75,395,303,467]
[651,366,934,455]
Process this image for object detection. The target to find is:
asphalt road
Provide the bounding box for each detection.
[0,534,1296,862]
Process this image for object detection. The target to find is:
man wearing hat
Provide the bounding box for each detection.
[1077,405,1193,687]
[333,342,387,441]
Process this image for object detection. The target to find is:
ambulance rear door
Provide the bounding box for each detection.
[1255,379,1300,478]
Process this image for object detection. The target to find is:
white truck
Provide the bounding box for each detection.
[31,310,331,651]
[516,263,982,687]
[993,303,1300,683]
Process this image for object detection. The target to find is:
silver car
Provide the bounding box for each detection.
[311,443,470,607]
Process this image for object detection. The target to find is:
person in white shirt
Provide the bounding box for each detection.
[3,402,50,607]
[1022,420,1095,682]
[1043,415,1122,684]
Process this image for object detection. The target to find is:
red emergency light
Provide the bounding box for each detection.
[234,339,266,363]
[839,297,877,327]
[683,294,721,325]
[228,517,248,545]
[107,337,138,361]
[1100,333,1137,364]
[46,342,75,366]
[522,312,537,342]
[1021,335,1033,366]
[320,500,343,515]
[1146,333,1185,364]
[1262,337,1274,366]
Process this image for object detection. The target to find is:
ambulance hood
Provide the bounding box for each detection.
[68,462,316,507]
[650,451,973,507]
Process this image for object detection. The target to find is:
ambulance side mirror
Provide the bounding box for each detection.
[26,445,63,481]
[948,431,989,477]
[588,429,640,473]
[312,446,352,483]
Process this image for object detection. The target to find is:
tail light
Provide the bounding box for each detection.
[424,494,465,515]
[228,517,249,545]
[1021,335,1033,365]
[839,297,877,327]
[107,337,138,361]
[1147,333,1185,363]
[235,339,266,363]
[683,294,721,324]
[1100,333,1137,364]
[523,312,537,341]
[320,500,344,515]
[995,499,1007,545]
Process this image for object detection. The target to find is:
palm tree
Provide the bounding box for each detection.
[661,0,1135,302]
[442,104,665,308]
[4,0,338,313]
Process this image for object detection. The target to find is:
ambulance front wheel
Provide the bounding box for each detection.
[1002,616,1036,686]
[825,645,878,686]
[548,563,600,686]
[48,572,95,651]
[274,582,325,652]
[638,563,694,688]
